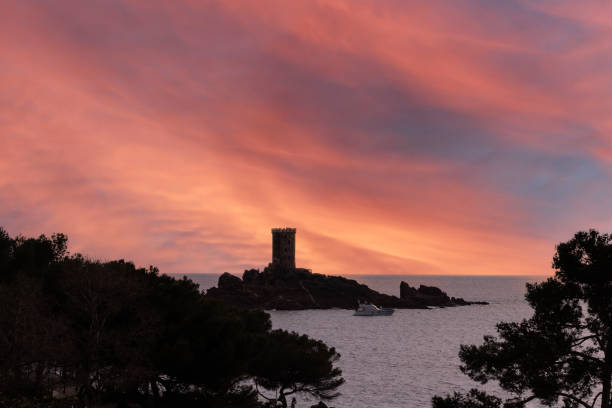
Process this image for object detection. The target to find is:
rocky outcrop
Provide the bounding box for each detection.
[206,265,488,310]
[399,281,488,307]
[218,272,243,290]
[400,281,451,305]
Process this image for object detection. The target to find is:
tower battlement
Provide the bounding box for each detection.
[271,228,296,270]
[271,228,296,233]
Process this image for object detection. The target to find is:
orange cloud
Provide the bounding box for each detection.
[1,0,611,277]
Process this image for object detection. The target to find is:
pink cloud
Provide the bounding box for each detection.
[1,0,611,276]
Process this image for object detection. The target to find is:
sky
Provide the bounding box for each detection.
[1,1,612,276]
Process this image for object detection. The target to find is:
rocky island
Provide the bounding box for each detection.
[206,228,487,310]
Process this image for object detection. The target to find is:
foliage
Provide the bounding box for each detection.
[0,227,343,407]
[432,389,502,408]
[432,229,612,408]
[251,330,344,407]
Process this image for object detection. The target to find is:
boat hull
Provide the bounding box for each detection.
[354,308,394,316]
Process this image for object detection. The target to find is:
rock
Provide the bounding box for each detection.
[242,268,260,284]
[416,285,451,305]
[400,281,417,298]
[207,266,488,310]
[400,282,450,304]
[400,281,489,307]
[208,258,491,309]
[217,272,243,290]
[417,285,446,297]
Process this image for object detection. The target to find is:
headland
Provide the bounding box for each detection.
[206,228,487,310]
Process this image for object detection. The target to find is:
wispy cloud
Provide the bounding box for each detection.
[1,0,611,275]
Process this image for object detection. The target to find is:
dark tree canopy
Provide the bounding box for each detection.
[251,330,344,407]
[0,227,343,408]
[433,229,612,408]
[432,390,502,408]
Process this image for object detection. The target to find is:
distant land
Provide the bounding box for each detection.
[206,228,488,310]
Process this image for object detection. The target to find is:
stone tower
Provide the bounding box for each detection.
[271,228,296,270]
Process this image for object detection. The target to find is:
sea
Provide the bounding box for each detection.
[182,274,547,408]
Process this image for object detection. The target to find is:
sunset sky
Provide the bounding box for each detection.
[2,1,612,276]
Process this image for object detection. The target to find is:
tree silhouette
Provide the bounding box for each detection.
[433,229,612,408]
[0,227,343,408]
[251,330,344,408]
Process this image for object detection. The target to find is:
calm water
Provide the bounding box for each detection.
[182,274,547,408]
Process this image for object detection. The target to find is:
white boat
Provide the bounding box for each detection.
[354,301,394,316]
